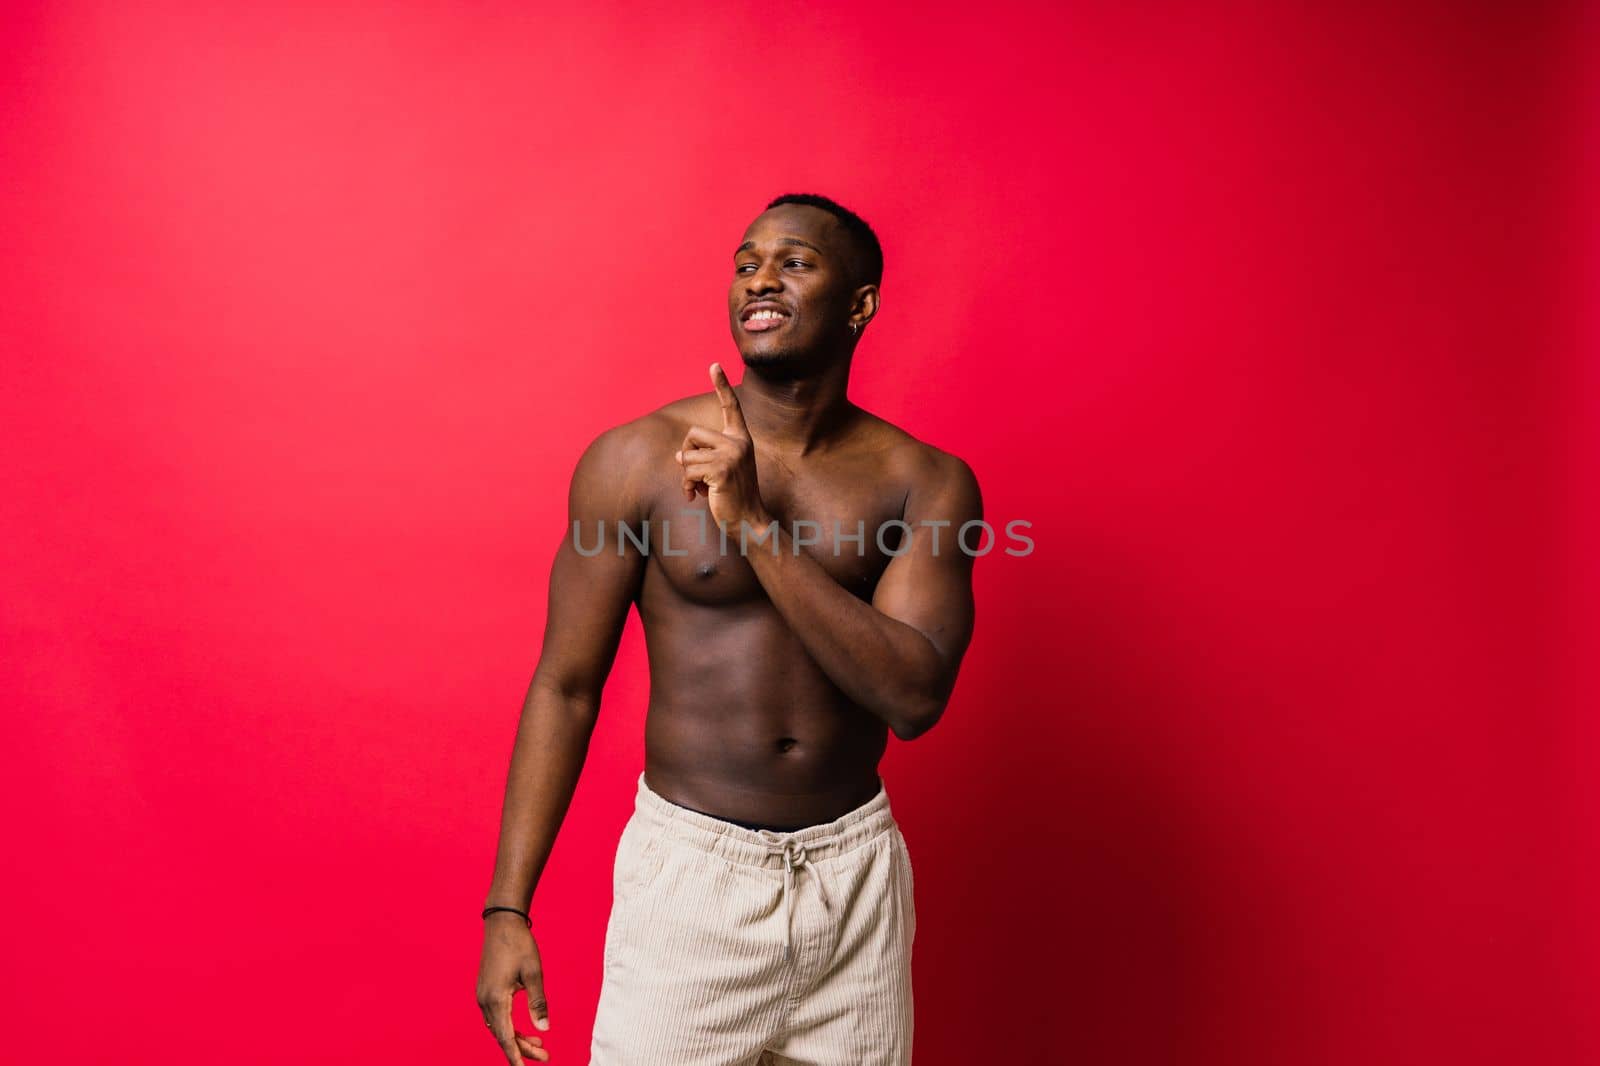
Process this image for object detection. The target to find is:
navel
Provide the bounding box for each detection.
[775,736,799,754]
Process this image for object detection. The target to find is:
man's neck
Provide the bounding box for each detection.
[735,359,857,457]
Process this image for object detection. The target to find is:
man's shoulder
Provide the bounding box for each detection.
[580,394,706,461]
[852,408,980,497]
[570,393,717,507]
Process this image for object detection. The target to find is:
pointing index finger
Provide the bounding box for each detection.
[710,362,748,438]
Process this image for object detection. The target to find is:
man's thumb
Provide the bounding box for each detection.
[525,976,550,1031]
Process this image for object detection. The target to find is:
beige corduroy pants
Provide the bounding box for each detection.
[589,770,916,1065]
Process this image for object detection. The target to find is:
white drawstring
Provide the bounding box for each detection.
[778,839,831,962]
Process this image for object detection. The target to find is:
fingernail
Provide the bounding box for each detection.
[536,1017,550,1031]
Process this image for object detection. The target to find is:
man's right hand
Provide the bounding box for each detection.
[476,916,551,1063]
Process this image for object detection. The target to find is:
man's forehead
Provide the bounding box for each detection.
[737,204,842,254]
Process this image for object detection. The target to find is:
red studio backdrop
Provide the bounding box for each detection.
[1,3,1592,1064]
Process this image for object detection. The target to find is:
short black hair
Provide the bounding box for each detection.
[765,193,883,288]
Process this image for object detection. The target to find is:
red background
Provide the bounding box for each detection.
[2,2,1592,1063]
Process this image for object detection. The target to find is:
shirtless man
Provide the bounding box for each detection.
[476,193,981,1065]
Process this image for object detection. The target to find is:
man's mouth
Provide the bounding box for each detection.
[741,305,791,333]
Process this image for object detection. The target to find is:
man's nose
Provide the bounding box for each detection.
[746,262,784,294]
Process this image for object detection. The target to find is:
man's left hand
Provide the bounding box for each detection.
[677,363,770,533]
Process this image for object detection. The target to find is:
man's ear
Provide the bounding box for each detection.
[850,285,880,331]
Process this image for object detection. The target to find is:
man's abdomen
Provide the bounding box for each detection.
[639,608,888,828]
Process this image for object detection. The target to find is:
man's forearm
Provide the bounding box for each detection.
[742,519,947,740]
[483,677,601,911]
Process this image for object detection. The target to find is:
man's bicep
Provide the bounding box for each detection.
[528,426,651,703]
[871,454,982,667]
[531,536,644,701]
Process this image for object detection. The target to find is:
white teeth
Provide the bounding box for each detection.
[747,309,786,321]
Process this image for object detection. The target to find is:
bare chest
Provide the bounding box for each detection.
[641,458,906,606]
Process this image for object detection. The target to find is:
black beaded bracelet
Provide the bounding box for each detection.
[482,905,531,926]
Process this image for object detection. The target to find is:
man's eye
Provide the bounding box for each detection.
[785,259,808,268]
[736,264,756,273]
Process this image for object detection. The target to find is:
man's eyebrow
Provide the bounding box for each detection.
[734,237,825,257]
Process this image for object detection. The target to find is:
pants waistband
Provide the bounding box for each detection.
[633,770,896,871]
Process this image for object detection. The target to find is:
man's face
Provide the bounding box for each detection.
[728,204,859,372]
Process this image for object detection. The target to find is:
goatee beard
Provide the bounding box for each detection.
[739,347,816,383]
